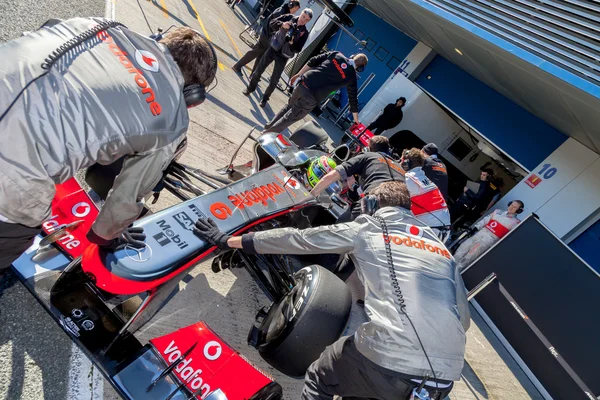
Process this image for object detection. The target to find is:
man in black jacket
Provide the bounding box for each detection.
[451,168,495,223]
[263,51,368,133]
[244,8,312,107]
[233,0,300,75]
[366,97,405,135]
[421,143,449,200]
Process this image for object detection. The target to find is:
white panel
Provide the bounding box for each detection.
[501,138,599,229]
[536,158,600,238]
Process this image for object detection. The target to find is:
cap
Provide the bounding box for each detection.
[422,143,438,155]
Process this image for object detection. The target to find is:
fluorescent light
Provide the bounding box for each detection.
[455,48,463,55]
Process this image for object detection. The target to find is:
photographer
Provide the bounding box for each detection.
[244,8,312,107]
[232,0,301,75]
[193,181,470,400]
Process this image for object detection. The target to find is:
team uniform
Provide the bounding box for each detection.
[454,210,521,271]
[422,154,449,200]
[240,207,470,399]
[405,166,450,231]
[0,18,188,268]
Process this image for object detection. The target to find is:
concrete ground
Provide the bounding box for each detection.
[0,0,546,398]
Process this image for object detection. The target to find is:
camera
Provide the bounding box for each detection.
[285,23,298,41]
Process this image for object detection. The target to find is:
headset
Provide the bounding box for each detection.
[349,53,366,73]
[181,30,219,108]
[508,200,525,214]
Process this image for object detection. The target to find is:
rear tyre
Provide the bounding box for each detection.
[254,264,352,377]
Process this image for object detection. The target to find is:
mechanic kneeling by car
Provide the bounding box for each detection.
[193,181,470,400]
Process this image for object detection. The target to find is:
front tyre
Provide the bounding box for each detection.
[250,264,352,377]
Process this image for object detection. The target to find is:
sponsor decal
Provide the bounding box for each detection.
[153,232,171,247]
[189,204,207,219]
[385,233,452,259]
[162,339,224,397]
[332,59,346,79]
[97,31,162,116]
[284,176,300,190]
[42,215,81,249]
[174,211,195,231]
[155,220,189,249]
[405,225,423,239]
[510,301,529,320]
[341,62,347,69]
[135,49,160,72]
[71,202,91,218]
[525,174,542,188]
[210,181,286,220]
[59,316,81,337]
[124,243,153,262]
[290,268,313,319]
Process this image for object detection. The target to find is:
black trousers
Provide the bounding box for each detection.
[0,221,41,270]
[366,120,392,135]
[302,336,453,400]
[247,46,288,102]
[233,32,270,74]
[263,84,318,133]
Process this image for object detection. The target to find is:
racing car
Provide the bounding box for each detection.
[11,121,355,399]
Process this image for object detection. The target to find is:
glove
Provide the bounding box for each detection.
[87,227,146,251]
[193,217,231,249]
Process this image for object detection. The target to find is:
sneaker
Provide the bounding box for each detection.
[242,88,252,96]
[232,66,243,76]
[259,99,267,108]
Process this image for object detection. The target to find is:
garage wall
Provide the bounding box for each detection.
[415,55,568,171]
[500,138,600,244]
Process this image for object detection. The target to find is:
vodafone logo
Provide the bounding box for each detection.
[489,221,498,229]
[203,341,222,361]
[135,49,160,72]
[405,224,423,239]
[71,202,91,218]
[341,63,347,69]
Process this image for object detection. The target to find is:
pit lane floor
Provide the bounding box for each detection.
[0,0,544,398]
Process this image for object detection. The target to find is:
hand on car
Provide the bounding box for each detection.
[463,187,468,193]
[193,217,231,249]
[290,74,301,86]
[88,226,146,251]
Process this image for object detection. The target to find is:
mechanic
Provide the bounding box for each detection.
[193,181,470,400]
[366,97,406,135]
[310,136,405,220]
[421,143,449,200]
[263,51,368,134]
[401,148,450,232]
[450,168,495,224]
[232,0,301,76]
[454,200,524,271]
[0,18,217,270]
[244,8,313,108]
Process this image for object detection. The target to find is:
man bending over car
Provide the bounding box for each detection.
[0,18,217,270]
[193,181,470,400]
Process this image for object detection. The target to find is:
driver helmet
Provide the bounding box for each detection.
[307,156,337,188]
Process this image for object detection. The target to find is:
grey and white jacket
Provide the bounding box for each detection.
[0,18,188,239]
[242,206,470,381]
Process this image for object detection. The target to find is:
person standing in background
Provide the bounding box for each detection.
[232,1,301,74]
[366,97,406,135]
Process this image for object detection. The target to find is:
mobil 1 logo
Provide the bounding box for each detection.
[153,219,189,250]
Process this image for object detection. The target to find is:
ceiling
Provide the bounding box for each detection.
[358,0,600,153]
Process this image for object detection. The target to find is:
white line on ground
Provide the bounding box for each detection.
[67,343,104,399]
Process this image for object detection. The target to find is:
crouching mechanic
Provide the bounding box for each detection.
[454,200,524,272]
[401,148,450,235]
[310,136,405,220]
[193,181,470,400]
[0,18,217,270]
